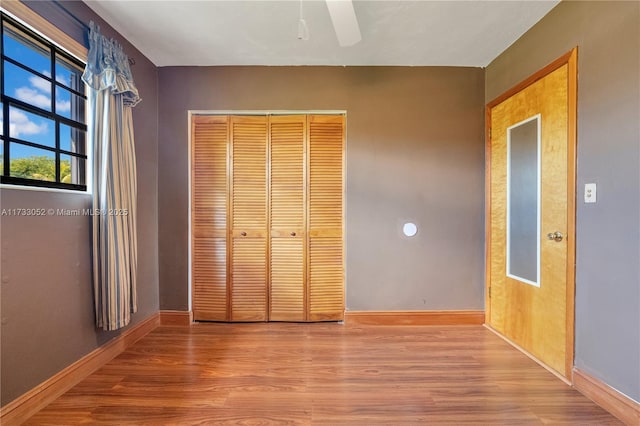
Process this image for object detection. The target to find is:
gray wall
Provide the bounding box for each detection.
[486,1,639,402]
[0,1,159,406]
[158,66,485,312]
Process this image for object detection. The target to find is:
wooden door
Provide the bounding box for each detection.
[192,113,345,323]
[307,115,345,321]
[269,116,306,321]
[487,50,577,378]
[230,116,268,321]
[192,116,228,321]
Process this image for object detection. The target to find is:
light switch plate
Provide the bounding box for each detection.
[584,183,597,203]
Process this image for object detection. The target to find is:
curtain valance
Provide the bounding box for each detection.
[83,21,140,107]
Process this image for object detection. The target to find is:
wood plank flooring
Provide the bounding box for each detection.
[26,323,620,425]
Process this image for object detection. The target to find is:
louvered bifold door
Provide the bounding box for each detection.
[192,115,229,321]
[230,116,269,321]
[307,115,345,321]
[269,116,306,321]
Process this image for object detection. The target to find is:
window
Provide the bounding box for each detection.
[1,12,87,191]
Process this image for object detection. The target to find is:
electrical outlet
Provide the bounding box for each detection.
[584,183,597,203]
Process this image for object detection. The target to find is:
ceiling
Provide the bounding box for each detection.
[82,0,560,67]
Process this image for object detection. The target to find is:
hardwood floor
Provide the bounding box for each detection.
[26,323,621,425]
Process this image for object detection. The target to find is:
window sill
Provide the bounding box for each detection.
[0,183,91,196]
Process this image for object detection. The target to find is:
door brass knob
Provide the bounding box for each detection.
[547,231,563,242]
[240,231,247,237]
[290,232,296,237]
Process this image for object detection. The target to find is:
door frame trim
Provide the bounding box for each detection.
[485,48,578,379]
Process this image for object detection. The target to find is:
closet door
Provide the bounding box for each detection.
[269,116,306,321]
[307,115,345,321]
[230,116,268,321]
[192,115,229,321]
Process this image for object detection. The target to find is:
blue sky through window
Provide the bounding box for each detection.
[2,24,83,159]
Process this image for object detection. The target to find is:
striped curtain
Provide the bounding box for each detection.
[82,22,141,331]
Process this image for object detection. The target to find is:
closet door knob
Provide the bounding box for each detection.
[240,231,247,237]
[290,232,296,237]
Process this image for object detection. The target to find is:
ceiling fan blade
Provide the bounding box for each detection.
[325,0,362,47]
